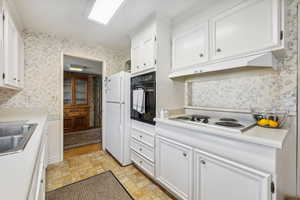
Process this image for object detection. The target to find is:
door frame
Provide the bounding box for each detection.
[60,52,107,161]
[297,2,300,197]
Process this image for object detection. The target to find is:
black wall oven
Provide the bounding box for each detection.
[131,72,156,125]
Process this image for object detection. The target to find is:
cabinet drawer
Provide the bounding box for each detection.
[131,138,154,162]
[131,128,154,147]
[131,150,155,177]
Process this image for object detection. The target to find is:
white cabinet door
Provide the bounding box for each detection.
[141,35,156,69]
[3,9,18,87]
[17,33,24,88]
[173,23,209,70]
[131,42,142,73]
[156,136,193,200]
[211,0,281,60]
[194,149,272,200]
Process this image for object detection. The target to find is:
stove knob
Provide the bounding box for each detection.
[203,118,209,124]
[191,117,196,121]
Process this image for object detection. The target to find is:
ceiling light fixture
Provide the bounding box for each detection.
[69,67,83,72]
[88,0,125,25]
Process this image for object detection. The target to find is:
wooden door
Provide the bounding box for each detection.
[156,136,193,200]
[194,149,272,200]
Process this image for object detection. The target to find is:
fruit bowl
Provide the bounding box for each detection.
[250,108,288,129]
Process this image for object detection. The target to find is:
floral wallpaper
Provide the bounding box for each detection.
[186,0,299,113]
[0,31,129,116]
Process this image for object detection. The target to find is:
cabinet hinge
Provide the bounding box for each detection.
[280,30,284,41]
[154,36,157,42]
[2,13,5,21]
[271,182,275,194]
[154,59,157,65]
[2,73,5,80]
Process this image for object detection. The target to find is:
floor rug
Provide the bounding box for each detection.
[64,128,101,149]
[46,171,133,200]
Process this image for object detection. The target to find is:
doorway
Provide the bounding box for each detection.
[62,55,103,150]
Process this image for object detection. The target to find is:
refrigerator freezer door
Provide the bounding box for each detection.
[105,102,123,163]
[106,73,122,103]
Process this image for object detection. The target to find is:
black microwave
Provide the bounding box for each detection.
[131,72,156,125]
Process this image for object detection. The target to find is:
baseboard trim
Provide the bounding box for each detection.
[48,155,62,165]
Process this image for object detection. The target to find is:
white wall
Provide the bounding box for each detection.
[0,31,129,163]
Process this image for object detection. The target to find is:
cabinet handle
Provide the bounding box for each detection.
[139,148,142,151]
[41,179,44,184]
[199,53,204,57]
[143,63,146,66]
[183,152,187,157]
[139,135,143,139]
[216,48,222,53]
[13,78,17,81]
[194,70,203,74]
[139,161,143,164]
[200,160,206,165]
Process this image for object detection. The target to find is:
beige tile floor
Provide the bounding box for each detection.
[46,144,174,200]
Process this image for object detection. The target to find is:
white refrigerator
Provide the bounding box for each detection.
[105,71,131,166]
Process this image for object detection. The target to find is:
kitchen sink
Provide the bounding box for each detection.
[0,123,37,156]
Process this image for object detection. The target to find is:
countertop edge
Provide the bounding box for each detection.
[155,118,287,149]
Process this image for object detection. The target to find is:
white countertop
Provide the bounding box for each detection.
[155,118,288,149]
[0,108,48,200]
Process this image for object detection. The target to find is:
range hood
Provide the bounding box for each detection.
[169,52,279,78]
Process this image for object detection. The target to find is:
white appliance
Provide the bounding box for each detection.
[170,114,256,134]
[105,71,131,166]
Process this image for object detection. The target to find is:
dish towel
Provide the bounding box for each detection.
[133,89,139,111]
[137,89,145,114]
[133,89,145,114]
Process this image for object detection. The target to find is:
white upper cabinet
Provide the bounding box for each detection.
[170,0,284,77]
[131,42,142,73]
[194,149,272,200]
[3,8,18,87]
[141,35,156,69]
[17,32,24,88]
[156,136,193,200]
[131,22,157,75]
[211,0,281,60]
[173,22,209,71]
[0,3,24,89]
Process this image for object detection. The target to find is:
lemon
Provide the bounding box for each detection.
[258,119,269,126]
[269,120,279,128]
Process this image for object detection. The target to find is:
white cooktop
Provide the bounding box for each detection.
[170,114,256,134]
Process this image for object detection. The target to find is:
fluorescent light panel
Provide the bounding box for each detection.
[69,67,83,72]
[88,0,125,25]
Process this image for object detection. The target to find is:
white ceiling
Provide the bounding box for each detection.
[13,0,218,51]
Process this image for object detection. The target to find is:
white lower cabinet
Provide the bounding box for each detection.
[156,136,193,200]
[28,130,48,200]
[155,135,273,200]
[194,149,272,200]
[130,120,156,178]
